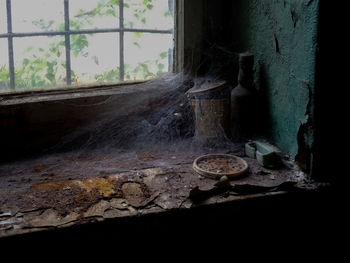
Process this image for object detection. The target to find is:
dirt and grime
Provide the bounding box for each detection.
[0,146,318,238]
[196,155,246,174]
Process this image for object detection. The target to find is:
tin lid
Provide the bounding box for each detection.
[187,80,227,96]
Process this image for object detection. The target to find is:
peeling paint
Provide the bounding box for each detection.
[295,81,314,173]
[230,0,319,160]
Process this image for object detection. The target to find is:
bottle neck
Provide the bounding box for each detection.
[237,53,254,89]
[238,69,253,89]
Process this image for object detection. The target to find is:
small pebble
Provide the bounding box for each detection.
[220,176,229,182]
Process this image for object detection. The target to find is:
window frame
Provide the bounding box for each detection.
[0,0,175,93]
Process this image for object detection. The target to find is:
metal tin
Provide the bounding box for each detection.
[188,80,231,142]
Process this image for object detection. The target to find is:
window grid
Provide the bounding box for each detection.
[0,0,173,90]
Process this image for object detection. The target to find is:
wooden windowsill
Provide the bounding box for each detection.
[0,146,320,239]
[0,80,148,106]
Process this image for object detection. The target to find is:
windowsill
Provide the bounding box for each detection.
[0,80,148,106]
[0,75,324,241]
[0,145,321,239]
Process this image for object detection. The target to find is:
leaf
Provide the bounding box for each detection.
[110,0,119,5]
[159,51,168,59]
[133,42,141,48]
[125,21,134,28]
[71,34,89,56]
[22,58,30,67]
[106,9,116,16]
[24,46,34,53]
[157,63,165,71]
[164,10,172,17]
[133,32,143,38]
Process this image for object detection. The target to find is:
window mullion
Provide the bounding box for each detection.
[64,0,72,86]
[6,0,15,90]
[119,0,124,82]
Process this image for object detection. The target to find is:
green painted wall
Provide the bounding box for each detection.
[230,0,319,159]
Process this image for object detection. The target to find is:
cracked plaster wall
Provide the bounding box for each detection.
[230,0,319,161]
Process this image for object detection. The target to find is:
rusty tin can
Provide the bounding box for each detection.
[187,80,231,143]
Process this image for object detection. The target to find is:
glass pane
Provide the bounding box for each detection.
[0,39,10,93]
[69,0,119,30]
[124,0,174,30]
[13,36,66,91]
[0,0,7,33]
[70,33,120,85]
[124,32,172,81]
[12,0,64,33]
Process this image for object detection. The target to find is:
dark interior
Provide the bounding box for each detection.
[0,0,344,253]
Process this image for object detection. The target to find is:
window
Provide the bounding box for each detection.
[0,0,174,94]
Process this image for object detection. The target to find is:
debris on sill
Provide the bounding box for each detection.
[189,180,298,204]
[245,140,282,168]
[0,148,323,238]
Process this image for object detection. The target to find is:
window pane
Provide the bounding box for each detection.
[124,32,172,81]
[0,39,10,93]
[69,0,119,30]
[124,0,174,30]
[0,0,7,33]
[13,36,66,91]
[12,0,64,33]
[70,33,120,85]
[3,0,175,93]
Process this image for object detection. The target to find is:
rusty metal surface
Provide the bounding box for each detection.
[0,148,314,238]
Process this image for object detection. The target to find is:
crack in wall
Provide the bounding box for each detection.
[295,81,313,173]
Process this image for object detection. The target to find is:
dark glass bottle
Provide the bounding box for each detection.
[230,52,257,138]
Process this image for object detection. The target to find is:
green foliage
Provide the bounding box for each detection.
[94,68,120,83]
[1,0,172,92]
[125,50,170,80]
[0,66,10,91]
[159,51,168,59]
[74,0,119,21]
[70,34,89,56]
[14,56,65,89]
[132,0,154,25]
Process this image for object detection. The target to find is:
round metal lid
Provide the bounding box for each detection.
[193,153,248,179]
[187,80,227,96]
